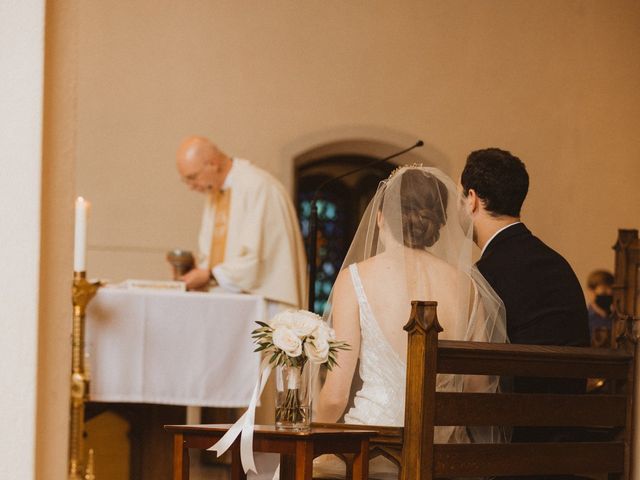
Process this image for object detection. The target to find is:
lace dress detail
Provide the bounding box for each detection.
[343,264,407,426]
[343,264,461,436]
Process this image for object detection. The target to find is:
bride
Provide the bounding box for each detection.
[312,166,507,478]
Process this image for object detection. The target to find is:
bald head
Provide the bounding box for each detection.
[176,136,231,193]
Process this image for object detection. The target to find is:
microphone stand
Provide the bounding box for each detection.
[307,140,424,311]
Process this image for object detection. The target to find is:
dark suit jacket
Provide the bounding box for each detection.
[477,222,589,349]
[476,223,590,444]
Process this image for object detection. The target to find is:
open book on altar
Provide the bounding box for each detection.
[107,279,187,291]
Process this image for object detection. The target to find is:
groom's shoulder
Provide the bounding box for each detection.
[479,224,572,272]
[527,229,574,268]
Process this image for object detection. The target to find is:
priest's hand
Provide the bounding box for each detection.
[181,268,212,291]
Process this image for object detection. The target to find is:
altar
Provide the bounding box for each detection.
[85,287,266,407]
[82,287,267,479]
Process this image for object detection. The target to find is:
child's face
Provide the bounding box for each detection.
[593,284,613,297]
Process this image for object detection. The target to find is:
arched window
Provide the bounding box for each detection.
[296,155,394,313]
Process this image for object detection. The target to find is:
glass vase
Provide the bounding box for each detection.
[274,364,311,431]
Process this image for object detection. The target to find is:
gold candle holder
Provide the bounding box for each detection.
[68,271,101,480]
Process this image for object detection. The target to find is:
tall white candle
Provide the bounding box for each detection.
[74,197,88,272]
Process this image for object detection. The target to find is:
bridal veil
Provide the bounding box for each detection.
[316,166,508,443]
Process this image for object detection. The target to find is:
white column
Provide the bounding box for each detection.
[0,1,46,479]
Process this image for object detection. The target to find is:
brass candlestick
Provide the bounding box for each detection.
[68,272,101,480]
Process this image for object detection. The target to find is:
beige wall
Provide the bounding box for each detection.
[36,2,640,477]
[37,2,79,479]
[0,1,46,479]
[74,0,640,288]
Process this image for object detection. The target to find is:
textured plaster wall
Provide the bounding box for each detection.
[73,1,640,287]
[34,3,640,477]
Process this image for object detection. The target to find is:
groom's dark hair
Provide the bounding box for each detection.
[461,148,529,217]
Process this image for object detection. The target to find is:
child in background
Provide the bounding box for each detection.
[586,270,614,348]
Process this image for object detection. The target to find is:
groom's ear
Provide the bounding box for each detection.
[465,189,480,215]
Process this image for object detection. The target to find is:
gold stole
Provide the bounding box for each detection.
[208,188,231,269]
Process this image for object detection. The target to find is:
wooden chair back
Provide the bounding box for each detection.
[613,228,640,349]
[316,301,637,479]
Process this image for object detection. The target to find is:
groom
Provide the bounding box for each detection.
[461,148,589,442]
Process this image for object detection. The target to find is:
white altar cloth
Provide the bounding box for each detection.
[85,288,265,407]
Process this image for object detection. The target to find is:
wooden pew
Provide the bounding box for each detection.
[168,229,638,478]
[612,228,639,349]
[314,300,637,479]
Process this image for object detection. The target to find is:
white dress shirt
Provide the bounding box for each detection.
[480,221,521,256]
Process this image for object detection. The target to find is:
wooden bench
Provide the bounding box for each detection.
[167,229,639,479]
[315,300,638,479]
[612,228,639,348]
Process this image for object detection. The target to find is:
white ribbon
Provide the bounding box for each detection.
[208,360,320,477]
[208,357,272,474]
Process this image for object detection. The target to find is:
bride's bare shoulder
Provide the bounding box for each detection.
[352,252,461,279]
[425,253,462,278]
[353,256,395,278]
[333,264,358,296]
[334,259,383,287]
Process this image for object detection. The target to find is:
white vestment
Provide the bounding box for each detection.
[197,158,307,309]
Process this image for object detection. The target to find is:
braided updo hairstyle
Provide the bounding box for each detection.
[381,168,448,249]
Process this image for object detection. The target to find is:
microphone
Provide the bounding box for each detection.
[307,140,424,311]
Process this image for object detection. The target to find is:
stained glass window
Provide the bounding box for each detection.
[299,190,349,314]
[296,156,395,314]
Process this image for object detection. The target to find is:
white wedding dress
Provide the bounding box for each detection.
[313,264,465,479]
[345,263,465,429]
[313,167,506,479]
[343,264,406,427]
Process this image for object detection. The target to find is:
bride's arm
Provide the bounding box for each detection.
[314,268,361,423]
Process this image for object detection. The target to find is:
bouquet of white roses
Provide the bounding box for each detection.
[252,309,349,428]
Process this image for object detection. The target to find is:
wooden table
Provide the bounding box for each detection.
[164,424,375,480]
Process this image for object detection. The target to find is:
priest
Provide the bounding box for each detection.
[176,135,307,311]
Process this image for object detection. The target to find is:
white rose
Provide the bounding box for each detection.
[312,321,336,343]
[304,336,330,364]
[269,310,296,330]
[289,310,321,337]
[269,309,320,338]
[272,327,303,357]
